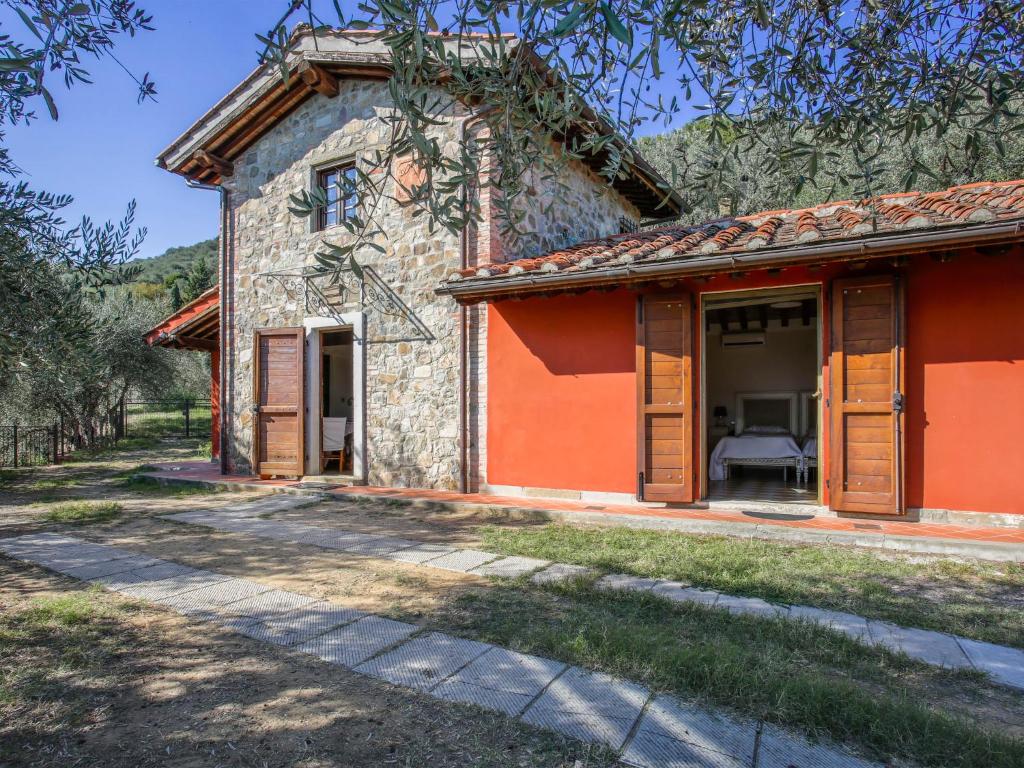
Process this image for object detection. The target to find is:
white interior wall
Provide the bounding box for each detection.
[706,321,818,433]
[322,342,354,419]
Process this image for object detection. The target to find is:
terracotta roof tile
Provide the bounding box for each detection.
[446,179,1024,285]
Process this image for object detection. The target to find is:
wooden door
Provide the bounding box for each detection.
[829,275,905,514]
[636,294,694,503]
[253,328,305,477]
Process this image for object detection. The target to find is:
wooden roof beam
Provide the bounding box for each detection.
[299,63,339,98]
[193,150,233,178]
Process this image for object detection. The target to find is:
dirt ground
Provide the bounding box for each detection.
[3,441,1023,767]
[0,441,620,767]
[0,558,616,768]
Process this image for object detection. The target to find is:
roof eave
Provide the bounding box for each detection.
[438,220,1024,301]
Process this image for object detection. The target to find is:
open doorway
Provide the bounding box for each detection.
[703,288,820,505]
[318,328,354,475]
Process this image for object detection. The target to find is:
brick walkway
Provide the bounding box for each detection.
[145,462,1024,561]
[1,530,878,768]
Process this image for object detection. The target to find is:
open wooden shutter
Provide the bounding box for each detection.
[830,276,904,514]
[636,294,694,503]
[253,328,305,477]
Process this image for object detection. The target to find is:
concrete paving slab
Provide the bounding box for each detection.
[425,549,501,573]
[756,724,881,767]
[0,533,80,554]
[652,582,721,608]
[531,563,594,585]
[596,573,662,593]
[521,666,649,750]
[297,616,417,667]
[469,556,551,579]
[621,695,755,768]
[30,546,137,572]
[867,620,971,668]
[343,536,419,558]
[216,588,318,625]
[355,632,492,691]
[162,512,224,525]
[715,594,789,618]
[231,601,367,647]
[313,530,391,550]
[117,570,234,601]
[63,554,165,580]
[431,647,566,716]
[94,562,195,590]
[388,543,458,564]
[957,637,1024,690]
[155,579,273,618]
[787,606,871,642]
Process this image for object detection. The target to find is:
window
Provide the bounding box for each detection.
[317,163,358,229]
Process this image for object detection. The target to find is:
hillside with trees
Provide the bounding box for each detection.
[637,118,1024,224]
[127,238,218,308]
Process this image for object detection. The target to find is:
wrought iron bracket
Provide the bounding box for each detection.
[254,264,434,342]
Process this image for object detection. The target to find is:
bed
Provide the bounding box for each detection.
[708,392,805,482]
[800,437,817,484]
[709,431,804,481]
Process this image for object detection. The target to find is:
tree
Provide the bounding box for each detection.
[638,112,1024,221]
[4,290,176,446]
[262,0,1024,266]
[180,255,214,304]
[0,1,155,397]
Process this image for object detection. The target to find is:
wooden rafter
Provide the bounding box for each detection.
[299,62,340,98]
[193,149,234,178]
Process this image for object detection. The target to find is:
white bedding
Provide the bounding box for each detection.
[709,434,803,481]
[802,437,817,459]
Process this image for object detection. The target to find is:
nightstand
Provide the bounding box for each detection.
[709,424,730,453]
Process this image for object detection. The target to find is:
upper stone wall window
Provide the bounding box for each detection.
[317,163,358,230]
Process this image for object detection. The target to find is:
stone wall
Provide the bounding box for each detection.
[222,78,465,488]
[220,76,645,490]
[497,156,642,262]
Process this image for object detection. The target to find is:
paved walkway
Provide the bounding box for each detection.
[0,531,878,768]
[159,496,1024,691]
[143,462,1024,562]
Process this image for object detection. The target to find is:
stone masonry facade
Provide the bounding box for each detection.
[221,76,639,489]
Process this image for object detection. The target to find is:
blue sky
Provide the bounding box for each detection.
[4,0,286,259]
[4,1,693,261]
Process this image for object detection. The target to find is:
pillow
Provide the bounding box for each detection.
[743,425,789,435]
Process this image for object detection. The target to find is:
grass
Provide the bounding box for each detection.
[481,523,1024,648]
[43,500,122,525]
[0,592,135,714]
[117,473,223,496]
[27,471,92,491]
[429,579,1024,768]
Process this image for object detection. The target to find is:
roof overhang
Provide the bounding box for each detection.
[155,28,681,217]
[145,286,220,351]
[438,219,1024,303]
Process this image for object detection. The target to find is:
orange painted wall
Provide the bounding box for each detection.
[486,253,1024,516]
[905,251,1024,515]
[487,290,638,494]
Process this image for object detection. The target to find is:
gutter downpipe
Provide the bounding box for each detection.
[185,178,229,475]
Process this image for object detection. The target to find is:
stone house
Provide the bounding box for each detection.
[153,27,1024,527]
[153,28,678,491]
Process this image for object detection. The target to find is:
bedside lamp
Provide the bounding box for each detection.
[713,405,728,427]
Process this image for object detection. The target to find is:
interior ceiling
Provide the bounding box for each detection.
[705,295,817,333]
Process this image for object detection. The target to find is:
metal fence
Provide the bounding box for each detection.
[0,424,61,468]
[124,400,212,439]
[0,399,210,468]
